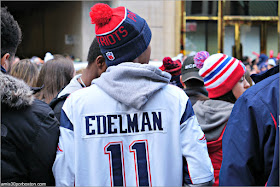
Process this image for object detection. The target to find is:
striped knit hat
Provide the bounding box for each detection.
[89,3,152,67]
[194,52,246,98]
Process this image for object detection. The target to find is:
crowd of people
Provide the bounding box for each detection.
[1,3,279,187]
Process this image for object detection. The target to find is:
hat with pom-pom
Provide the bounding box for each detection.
[89,3,152,67]
[159,57,182,76]
[159,57,183,88]
[195,52,246,98]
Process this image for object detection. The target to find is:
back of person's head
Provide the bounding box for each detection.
[1,7,22,73]
[36,56,75,104]
[241,56,252,64]
[267,58,276,69]
[89,3,152,67]
[10,59,39,87]
[159,57,183,88]
[241,56,249,62]
[87,37,103,65]
[44,53,68,63]
[194,51,248,103]
[159,57,182,76]
[53,54,65,60]
[258,54,268,64]
[181,55,204,87]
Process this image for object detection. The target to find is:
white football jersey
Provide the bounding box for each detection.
[52,84,213,186]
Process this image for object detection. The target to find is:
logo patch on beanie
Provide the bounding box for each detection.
[106,52,115,61]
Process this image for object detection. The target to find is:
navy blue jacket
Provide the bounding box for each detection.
[220,73,279,186]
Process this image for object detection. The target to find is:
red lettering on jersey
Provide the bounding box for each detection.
[107,34,116,45]
[119,26,128,37]
[127,10,137,22]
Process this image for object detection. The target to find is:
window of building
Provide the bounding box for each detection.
[224,1,278,16]
[186,1,217,16]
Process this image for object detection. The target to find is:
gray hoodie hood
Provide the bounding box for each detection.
[93,62,171,110]
[0,72,34,109]
[193,99,234,141]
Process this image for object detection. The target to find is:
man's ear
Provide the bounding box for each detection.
[96,55,106,68]
[1,53,10,69]
[180,75,186,89]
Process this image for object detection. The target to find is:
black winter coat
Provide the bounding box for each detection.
[49,93,69,122]
[1,73,60,185]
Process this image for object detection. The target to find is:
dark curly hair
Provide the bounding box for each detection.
[87,37,103,65]
[1,7,22,58]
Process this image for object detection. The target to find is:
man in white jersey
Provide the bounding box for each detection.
[52,3,214,186]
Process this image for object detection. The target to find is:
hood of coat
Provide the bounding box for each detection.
[0,72,34,109]
[193,99,234,141]
[92,62,171,110]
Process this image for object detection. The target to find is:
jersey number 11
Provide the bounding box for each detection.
[104,139,152,187]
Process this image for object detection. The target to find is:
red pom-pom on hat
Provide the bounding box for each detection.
[162,57,173,66]
[159,57,182,76]
[90,3,113,26]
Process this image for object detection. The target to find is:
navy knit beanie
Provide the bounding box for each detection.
[89,3,152,67]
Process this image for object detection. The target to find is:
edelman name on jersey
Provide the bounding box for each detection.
[83,110,165,138]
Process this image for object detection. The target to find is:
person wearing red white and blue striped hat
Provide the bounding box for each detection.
[192,51,250,186]
[194,52,248,100]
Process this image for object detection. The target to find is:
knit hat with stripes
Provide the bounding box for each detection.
[194,52,246,98]
[89,3,152,67]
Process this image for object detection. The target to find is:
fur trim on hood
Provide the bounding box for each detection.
[0,72,34,109]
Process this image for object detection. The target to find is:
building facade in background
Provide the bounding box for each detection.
[184,1,279,59]
[2,1,279,61]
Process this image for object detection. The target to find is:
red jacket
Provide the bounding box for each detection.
[207,126,226,186]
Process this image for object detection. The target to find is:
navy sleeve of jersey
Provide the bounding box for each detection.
[220,93,278,186]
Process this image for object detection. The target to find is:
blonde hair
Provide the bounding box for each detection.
[36,56,75,104]
[10,59,39,87]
